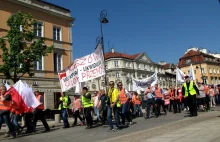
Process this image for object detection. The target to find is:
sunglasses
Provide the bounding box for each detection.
[109,84,114,86]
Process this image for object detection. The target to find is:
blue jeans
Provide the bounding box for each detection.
[0,112,15,135]
[61,109,69,127]
[121,102,132,125]
[12,114,22,129]
[94,107,101,121]
[133,104,143,116]
[107,106,120,129]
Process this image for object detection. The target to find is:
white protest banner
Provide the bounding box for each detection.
[132,72,158,91]
[58,44,105,92]
[58,60,79,92]
[78,44,105,82]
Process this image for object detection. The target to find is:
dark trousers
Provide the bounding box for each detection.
[173,99,181,113]
[187,94,197,116]
[61,109,70,127]
[84,107,93,127]
[102,108,107,124]
[73,110,83,126]
[205,95,210,110]
[23,113,33,133]
[0,112,15,136]
[156,99,166,117]
[12,114,22,131]
[33,109,50,131]
[121,102,131,125]
[146,98,157,118]
[169,100,174,112]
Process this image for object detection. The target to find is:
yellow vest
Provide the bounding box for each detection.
[58,95,70,110]
[108,88,121,107]
[183,81,197,97]
[82,93,92,108]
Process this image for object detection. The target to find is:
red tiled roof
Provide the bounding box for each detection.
[104,52,141,59]
[163,63,176,70]
[180,50,201,59]
[163,64,170,69]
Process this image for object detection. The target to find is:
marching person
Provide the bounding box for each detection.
[176,86,182,113]
[58,92,71,128]
[71,95,84,127]
[93,91,102,123]
[118,82,133,126]
[0,85,16,138]
[182,76,199,117]
[198,82,206,111]
[132,92,143,117]
[154,83,167,117]
[168,86,175,112]
[144,83,157,119]
[209,85,216,108]
[107,81,121,132]
[23,107,34,134]
[81,87,93,129]
[33,90,50,132]
[100,89,108,125]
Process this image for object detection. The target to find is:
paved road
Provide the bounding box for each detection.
[0,109,216,142]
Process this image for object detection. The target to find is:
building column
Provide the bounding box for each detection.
[44,92,55,109]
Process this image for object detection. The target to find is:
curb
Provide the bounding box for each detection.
[98,111,220,142]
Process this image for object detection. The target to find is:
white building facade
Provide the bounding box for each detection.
[86,49,176,92]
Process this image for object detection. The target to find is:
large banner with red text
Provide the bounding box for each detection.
[58,44,105,92]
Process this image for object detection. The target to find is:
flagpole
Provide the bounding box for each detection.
[175,66,178,98]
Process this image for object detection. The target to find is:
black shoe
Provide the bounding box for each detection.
[43,129,50,133]
[145,116,150,119]
[63,126,70,129]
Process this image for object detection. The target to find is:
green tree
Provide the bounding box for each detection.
[0,12,52,84]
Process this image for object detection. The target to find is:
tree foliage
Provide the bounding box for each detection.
[0,12,52,83]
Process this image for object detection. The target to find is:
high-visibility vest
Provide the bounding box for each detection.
[183,81,197,97]
[119,88,128,105]
[36,95,44,110]
[155,88,163,98]
[58,95,70,110]
[0,93,12,111]
[82,93,92,108]
[169,90,175,100]
[134,95,141,105]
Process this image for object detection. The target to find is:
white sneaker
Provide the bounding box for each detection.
[129,122,133,125]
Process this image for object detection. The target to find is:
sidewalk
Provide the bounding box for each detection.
[99,110,220,142]
[145,117,220,142]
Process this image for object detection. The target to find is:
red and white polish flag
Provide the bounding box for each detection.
[5,80,40,113]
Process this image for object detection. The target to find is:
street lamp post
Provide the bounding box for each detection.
[99,10,109,90]
[100,10,109,53]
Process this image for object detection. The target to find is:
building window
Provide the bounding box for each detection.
[125,62,128,67]
[201,68,205,74]
[138,64,141,69]
[114,61,119,67]
[209,68,212,74]
[34,22,43,37]
[217,69,220,74]
[129,63,132,68]
[116,72,120,78]
[54,53,62,72]
[213,69,216,74]
[34,56,43,70]
[53,26,61,41]
[186,59,191,64]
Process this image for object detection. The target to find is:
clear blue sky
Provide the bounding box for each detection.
[47,0,220,63]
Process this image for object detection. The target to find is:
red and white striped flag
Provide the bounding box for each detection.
[7,80,40,113]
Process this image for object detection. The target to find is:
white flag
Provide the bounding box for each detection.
[189,64,196,81]
[132,72,158,91]
[176,67,186,84]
